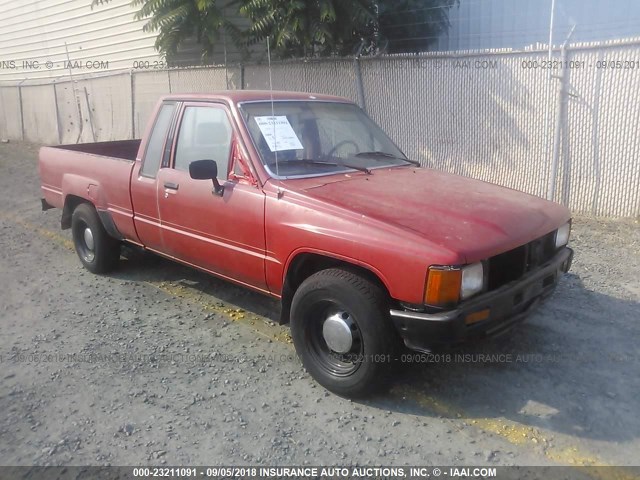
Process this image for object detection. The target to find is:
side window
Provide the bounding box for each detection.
[140,103,176,177]
[174,106,232,178]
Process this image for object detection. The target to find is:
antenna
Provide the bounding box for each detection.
[267,36,279,178]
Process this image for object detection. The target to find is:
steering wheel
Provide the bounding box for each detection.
[327,140,359,158]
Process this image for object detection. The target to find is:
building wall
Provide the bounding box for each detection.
[0,0,161,83]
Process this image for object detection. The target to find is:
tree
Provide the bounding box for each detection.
[92,0,457,61]
[241,0,458,58]
[91,0,244,60]
[239,0,375,58]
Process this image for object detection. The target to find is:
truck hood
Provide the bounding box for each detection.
[290,167,570,263]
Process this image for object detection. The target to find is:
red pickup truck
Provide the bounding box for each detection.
[39,91,573,396]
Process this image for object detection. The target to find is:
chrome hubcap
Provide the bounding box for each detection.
[322,310,354,354]
[83,227,95,251]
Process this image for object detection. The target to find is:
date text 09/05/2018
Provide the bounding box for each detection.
[130,466,499,478]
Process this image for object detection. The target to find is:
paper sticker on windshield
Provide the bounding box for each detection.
[254,116,303,152]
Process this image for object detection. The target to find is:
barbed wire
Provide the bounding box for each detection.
[387,25,640,47]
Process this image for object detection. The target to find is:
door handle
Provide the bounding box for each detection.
[164,182,179,191]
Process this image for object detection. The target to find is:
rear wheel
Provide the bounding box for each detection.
[290,268,399,397]
[71,203,120,273]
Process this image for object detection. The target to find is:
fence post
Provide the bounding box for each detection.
[17,80,25,141]
[52,80,62,144]
[547,28,574,202]
[0,88,3,140]
[353,57,367,113]
[547,45,568,203]
[240,64,245,90]
[130,69,135,139]
[0,90,2,139]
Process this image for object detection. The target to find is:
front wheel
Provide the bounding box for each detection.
[290,268,400,397]
[71,203,120,273]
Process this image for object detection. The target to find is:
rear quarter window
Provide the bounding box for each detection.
[141,103,176,178]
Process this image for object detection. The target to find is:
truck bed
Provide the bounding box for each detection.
[49,139,141,161]
[39,139,142,243]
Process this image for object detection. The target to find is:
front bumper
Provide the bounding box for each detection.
[390,247,573,352]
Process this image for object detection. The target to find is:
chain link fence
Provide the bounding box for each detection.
[1,40,639,217]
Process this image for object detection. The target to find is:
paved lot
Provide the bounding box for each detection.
[0,142,639,471]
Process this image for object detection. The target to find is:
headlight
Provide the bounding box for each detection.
[555,221,571,248]
[461,262,484,300]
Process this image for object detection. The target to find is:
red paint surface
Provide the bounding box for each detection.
[39,91,570,305]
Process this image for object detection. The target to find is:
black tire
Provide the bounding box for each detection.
[71,203,120,274]
[290,268,400,397]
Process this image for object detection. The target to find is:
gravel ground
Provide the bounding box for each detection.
[0,141,639,469]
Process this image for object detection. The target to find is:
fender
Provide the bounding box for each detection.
[60,174,103,230]
[59,175,122,239]
[61,173,107,210]
[282,247,393,294]
[277,247,394,325]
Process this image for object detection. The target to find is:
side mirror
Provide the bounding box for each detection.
[189,159,224,196]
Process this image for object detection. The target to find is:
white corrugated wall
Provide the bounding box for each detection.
[0,0,160,82]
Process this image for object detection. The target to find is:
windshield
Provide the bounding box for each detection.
[239,101,410,178]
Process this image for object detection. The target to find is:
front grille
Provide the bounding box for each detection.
[487,231,556,291]
[487,245,526,290]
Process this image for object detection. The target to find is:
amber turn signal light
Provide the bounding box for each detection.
[465,308,491,325]
[424,267,462,307]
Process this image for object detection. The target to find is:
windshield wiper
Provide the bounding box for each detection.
[268,158,371,174]
[355,151,420,167]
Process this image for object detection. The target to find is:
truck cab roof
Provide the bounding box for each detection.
[160,91,353,105]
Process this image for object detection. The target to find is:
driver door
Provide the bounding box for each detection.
[156,102,268,292]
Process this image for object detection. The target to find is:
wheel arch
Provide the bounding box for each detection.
[62,195,123,240]
[61,194,87,230]
[279,250,392,325]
